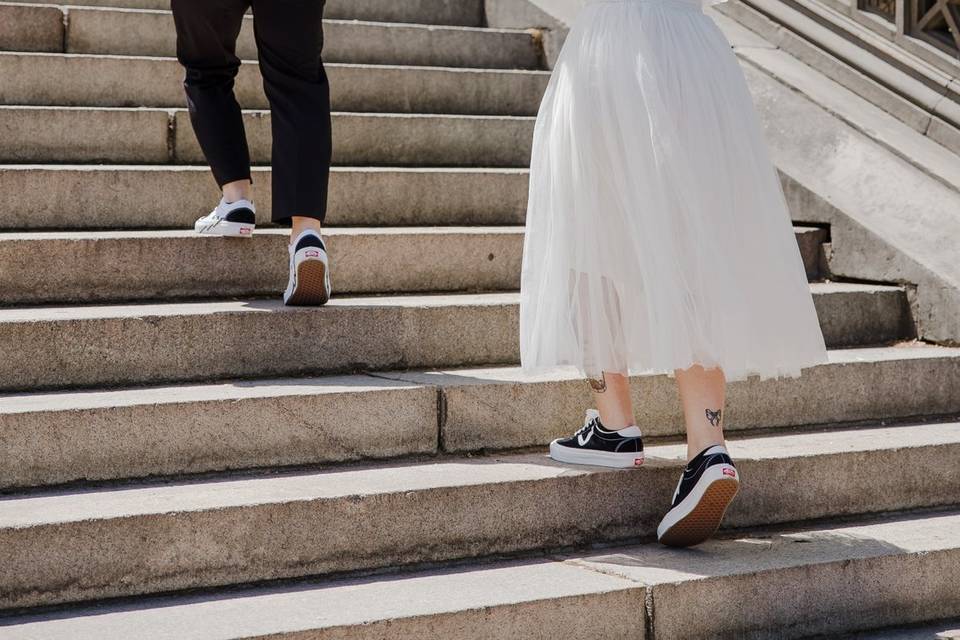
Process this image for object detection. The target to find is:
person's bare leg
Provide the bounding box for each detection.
[290,215,323,242]
[222,179,252,204]
[657,364,735,547]
[675,365,726,461]
[591,372,636,429]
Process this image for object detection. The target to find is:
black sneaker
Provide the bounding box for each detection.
[657,444,739,547]
[549,409,644,468]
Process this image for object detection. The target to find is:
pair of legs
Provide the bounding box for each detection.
[592,366,725,462]
[171,0,332,240]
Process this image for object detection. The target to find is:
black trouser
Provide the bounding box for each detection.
[171,0,332,226]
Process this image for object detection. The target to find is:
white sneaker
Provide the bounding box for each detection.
[194,198,256,237]
[283,230,331,306]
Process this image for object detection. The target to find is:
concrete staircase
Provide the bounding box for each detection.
[1,1,959,638]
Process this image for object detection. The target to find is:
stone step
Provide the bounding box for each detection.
[2,345,957,489]
[0,165,530,230]
[0,286,911,392]
[1,424,958,611]
[0,0,486,26]
[842,621,960,639]
[0,227,824,305]
[0,4,541,69]
[3,512,958,639]
[0,227,521,302]
[0,52,550,114]
[0,107,535,166]
[4,513,960,640]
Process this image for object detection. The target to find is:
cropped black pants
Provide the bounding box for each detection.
[171,0,332,225]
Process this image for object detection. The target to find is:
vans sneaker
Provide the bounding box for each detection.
[194,198,256,237]
[549,409,644,468]
[283,230,331,306]
[657,444,739,547]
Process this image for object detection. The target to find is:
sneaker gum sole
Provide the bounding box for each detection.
[286,259,330,306]
[658,477,739,548]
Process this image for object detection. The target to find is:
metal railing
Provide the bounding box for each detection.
[858,0,960,58]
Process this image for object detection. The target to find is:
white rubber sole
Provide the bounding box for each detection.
[194,220,255,238]
[657,463,740,547]
[549,439,644,468]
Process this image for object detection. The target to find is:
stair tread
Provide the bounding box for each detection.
[0,226,526,240]
[1,510,958,638]
[0,343,955,416]
[4,419,959,527]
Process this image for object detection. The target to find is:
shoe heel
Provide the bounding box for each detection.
[287,259,330,306]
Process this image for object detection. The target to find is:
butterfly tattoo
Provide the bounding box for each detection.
[705,408,722,427]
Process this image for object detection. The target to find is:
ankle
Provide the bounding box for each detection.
[222,180,252,204]
[290,216,323,241]
[686,439,725,463]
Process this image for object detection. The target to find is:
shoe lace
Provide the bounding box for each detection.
[574,417,599,439]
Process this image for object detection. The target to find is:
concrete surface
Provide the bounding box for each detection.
[843,620,960,639]
[382,345,960,449]
[567,511,960,638]
[0,561,644,640]
[0,3,63,53]
[0,0,488,26]
[1,423,958,609]
[0,286,909,391]
[0,374,438,489]
[69,10,540,69]
[743,58,960,346]
[175,111,536,167]
[0,52,551,115]
[2,345,958,487]
[0,108,536,166]
[0,165,530,229]
[0,226,824,304]
[0,294,521,391]
[0,106,170,164]
[0,227,526,303]
[1,510,958,637]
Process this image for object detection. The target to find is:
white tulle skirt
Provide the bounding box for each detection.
[519,0,828,382]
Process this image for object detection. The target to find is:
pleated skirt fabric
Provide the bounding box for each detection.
[519,0,828,382]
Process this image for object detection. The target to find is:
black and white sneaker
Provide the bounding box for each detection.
[283,230,331,306]
[657,444,739,547]
[194,197,256,237]
[549,409,644,468]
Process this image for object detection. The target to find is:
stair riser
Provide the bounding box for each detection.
[646,547,960,639]
[0,108,536,166]
[0,54,549,115]
[0,231,524,302]
[0,289,908,392]
[4,351,958,489]
[0,5,63,53]
[0,167,529,230]
[0,229,824,305]
[0,379,438,490]
[426,350,960,450]
[0,0,487,26]
[3,7,541,70]
[175,112,536,167]
[0,301,519,392]
[2,439,958,610]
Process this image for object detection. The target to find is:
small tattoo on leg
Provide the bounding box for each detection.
[705,408,722,427]
[588,374,607,393]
